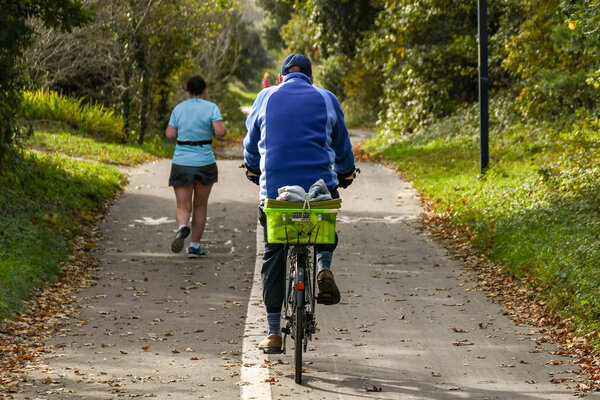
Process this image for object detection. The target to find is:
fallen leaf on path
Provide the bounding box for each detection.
[550,377,567,383]
[365,385,382,392]
[452,339,474,346]
[141,346,150,351]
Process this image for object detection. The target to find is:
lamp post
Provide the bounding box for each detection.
[478,0,489,175]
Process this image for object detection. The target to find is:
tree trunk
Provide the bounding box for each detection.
[135,33,148,145]
[138,68,149,145]
[121,64,132,144]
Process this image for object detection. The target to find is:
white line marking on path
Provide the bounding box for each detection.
[240,226,272,400]
[224,239,235,254]
[337,215,417,223]
[134,216,175,225]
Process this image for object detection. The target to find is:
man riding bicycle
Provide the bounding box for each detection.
[243,53,357,353]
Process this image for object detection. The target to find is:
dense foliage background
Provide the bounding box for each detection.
[261,0,598,134]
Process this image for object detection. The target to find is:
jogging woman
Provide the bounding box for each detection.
[165,75,227,257]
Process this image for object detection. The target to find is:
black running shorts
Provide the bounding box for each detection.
[168,163,218,187]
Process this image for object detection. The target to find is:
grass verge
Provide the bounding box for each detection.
[228,81,257,107]
[364,102,600,346]
[0,151,125,319]
[26,123,174,165]
[0,88,171,319]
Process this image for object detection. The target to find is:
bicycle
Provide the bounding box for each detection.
[263,197,341,384]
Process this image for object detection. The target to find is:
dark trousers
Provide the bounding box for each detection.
[258,190,339,313]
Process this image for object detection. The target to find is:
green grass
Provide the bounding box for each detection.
[365,102,600,341]
[228,82,257,107]
[0,151,125,318]
[21,90,126,142]
[27,125,174,165]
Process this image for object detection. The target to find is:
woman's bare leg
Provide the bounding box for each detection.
[190,182,213,243]
[174,184,194,227]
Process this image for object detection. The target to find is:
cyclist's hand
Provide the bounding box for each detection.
[336,166,359,188]
[242,163,261,185]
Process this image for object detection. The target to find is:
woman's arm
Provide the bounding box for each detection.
[165,125,177,140]
[212,120,227,139]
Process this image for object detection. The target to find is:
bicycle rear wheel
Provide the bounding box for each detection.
[294,304,304,383]
[293,249,309,384]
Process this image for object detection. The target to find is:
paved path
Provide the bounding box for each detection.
[10,156,596,399]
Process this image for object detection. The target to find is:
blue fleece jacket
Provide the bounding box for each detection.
[243,72,355,200]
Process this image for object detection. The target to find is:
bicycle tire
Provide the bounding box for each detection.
[293,251,307,384]
[294,302,304,383]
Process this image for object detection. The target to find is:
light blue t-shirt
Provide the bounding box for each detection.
[168,98,223,166]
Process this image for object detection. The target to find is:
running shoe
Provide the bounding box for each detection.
[171,226,190,253]
[188,247,207,258]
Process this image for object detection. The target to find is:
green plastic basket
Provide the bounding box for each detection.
[264,199,341,244]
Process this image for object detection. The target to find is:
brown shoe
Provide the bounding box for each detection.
[316,269,341,305]
[258,334,283,354]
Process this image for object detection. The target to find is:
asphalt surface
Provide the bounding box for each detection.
[10,143,598,399]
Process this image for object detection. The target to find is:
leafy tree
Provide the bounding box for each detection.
[256,0,294,51]
[503,1,599,120]
[25,4,121,107]
[25,0,255,143]
[0,0,90,163]
[309,0,380,59]
[280,10,320,60]
[346,0,523,134]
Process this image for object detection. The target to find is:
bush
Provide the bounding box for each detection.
[316,55,351,101]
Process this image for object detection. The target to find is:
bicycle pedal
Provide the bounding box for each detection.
[281,327,290,334]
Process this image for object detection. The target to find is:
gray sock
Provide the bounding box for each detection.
[267,312,281,335]
[316,251,332,272]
